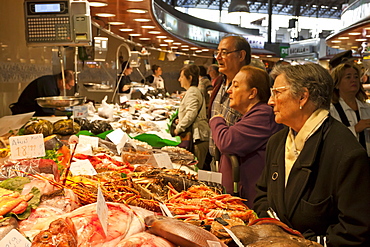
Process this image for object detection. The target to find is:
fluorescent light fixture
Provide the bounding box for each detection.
[355,38,367,41]
[89,2,108,7]
[95,13,115,17]
[148,31,161,34]
[195,50,202,53]
[139,37,151,40]
[127,9,148,14]
[181,45,189,47]
[338,36,349,39]
[164,39,174,42]
[156,36,167,39]
[134,18,151,22]
[159,44,168,46]
[171,46,178,49]
[173,42,181,45]
[348,32,361,35]
[331,40,341,43]
[182,48,189,51]
[141,25,155,29]
[202,49,209,51]
[190,47,198,50]
[108,21,125,25]
[119,28,134,32]
[129,33,142,36]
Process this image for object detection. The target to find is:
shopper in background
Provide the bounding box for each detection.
[208,34,252,171]
[207,64,222,87]
[10,70,75,116]
[330,62,370,157]
[249,58,266,71]
[209,66,281,208]
[254,63,370,246]
[144,64,165,90]
[198,65,213,109]
[175,64,210,169]
[328,50,353,71]
[118,61,133,94]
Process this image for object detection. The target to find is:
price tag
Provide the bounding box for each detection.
[159,203,173,218]
[207,240,223,247]
[75,143,93,155]
[0,229,31,247]
[198,170,222,184]
[97,185,108,237]
[73,105,88,118]
[70,159,97,176]
[79,135,99,148]
[107,128,125,145]
[222,226,244,247]
[153,153,173,169]
[9,134,45,160]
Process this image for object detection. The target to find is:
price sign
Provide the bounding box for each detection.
[0,229,31,247]
[153,153,173,169]
[9,134,45,160]
[97,185,108,237]
[107,128,126,145]
[198,170,222,184]
[70,160,97,176]
[73,105,88,118]
[79,135,99,148]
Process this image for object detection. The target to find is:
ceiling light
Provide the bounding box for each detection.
[202,49,209,51]
[171,46,178,49]
[173,42,181,45]
[338,37,349,39]
[108,21,125,25]
[351,46,359,49]
[148,31,161,34]
[141,25,155,29]
[195,50,202,53]
[355,38,367,41]
[129,33,142,36]
[164,39,174,42]
[127,9,148,14]
[266,55,272,57]
[119,28,134,32]
[127,0,143,2]
[182,48,189,51]
[134,18,151,22]
[156,36,167,39]
[366,35,370,38]
[331,40,341,43]
[332,46,340,48]
[190,47,198,50]
[95,13,115,17]
[139,37,151,40]
[159,44,168,46]
[181,45,189,47]
[89,2,108,7]
[348,32,361,35]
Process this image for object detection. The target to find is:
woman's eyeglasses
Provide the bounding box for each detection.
[214,49,241,59]
[270,86,289,98]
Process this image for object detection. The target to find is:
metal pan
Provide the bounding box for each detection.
[36,96,86,108]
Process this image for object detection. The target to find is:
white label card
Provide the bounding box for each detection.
[0,229,31,247]
[153,153,173,169]
[79,135,99,148]
[198,170,222,184]
[73,105,88,118]
[97,185,108,237]
[75,143,93,155]
[9,134,45,160]
[207,240,223,247]
[70,159,97,176]
[159,203,173,218]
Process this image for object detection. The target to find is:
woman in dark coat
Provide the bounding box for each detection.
[254,63,370,246]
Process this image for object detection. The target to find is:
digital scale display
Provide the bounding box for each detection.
[34,3,61,13]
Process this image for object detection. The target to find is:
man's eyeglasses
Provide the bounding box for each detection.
[270,86,289,98]
[214,49,241,59]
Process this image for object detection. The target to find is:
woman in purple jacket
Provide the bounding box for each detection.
[209,65,281,208]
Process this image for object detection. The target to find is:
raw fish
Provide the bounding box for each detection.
[116,232,176,247]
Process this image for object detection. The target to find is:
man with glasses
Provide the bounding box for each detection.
[10,70,75,116]
[209,35,252,172]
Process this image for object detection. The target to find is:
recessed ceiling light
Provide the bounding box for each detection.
[190,47,198,50]
[141,25,155,29]
[171,46,178,49]
[134,18,151,22]
[129,33,142,36]
[331,40,341,43]
[139,37,151,40]
[127,0,144,2]
[164,39,174,42]
[338,36,349,39]
[159,44,168,46]
[181,45,189,47]
[355,38,367,41]
[195,50,202,53]
[173,42,181,45]
[266,55,272,57]
[95,13,116,17]
[156,36,167,39]
[332,46,340,48]
[109,21,125,25]
[182,48,189,51]
[119,28,134,32]
[127,9,148,14]
[348,32,361,35]
[351,46,359,49]
[148,31,161,34]
[89,2,108,7]
[202,49,209,51]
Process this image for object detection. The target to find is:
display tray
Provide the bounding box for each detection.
[36,96,86,108]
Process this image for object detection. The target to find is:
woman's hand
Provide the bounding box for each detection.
[355,119,370,133]
[210,114,224,121]
[122,85,131,92]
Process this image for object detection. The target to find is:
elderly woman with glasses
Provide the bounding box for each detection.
[253,63,370,246]
[209,65,281,208]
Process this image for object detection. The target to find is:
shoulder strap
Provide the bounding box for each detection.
[333,103,350,127]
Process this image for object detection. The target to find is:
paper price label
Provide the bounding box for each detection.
[198,170,222,184]
[107,128,126,145]
[79,135,99,148]
[73,105,88,118]
[207,240,223,247]
[9,134,45,160]
[97,185,108,236]
[153,153,173,169]
[0,229,31,247]
[70,160,97,176]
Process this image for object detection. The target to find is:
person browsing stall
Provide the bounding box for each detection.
[253,63,370,246]
[175,64,210,169]
[330,62,370,157]
[209,65,281,208]
[118,61,133,94]
[10,70,75,116]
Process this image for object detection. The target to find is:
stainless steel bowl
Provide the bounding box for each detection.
[36,96,86,108]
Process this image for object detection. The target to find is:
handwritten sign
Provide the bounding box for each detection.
[70,159,97,176]
[79,135,99,148]
[9,134,45,160]
[198,170,222,184]
[73,105,88,118]
[97,185,108,236]
[0,229,31,247]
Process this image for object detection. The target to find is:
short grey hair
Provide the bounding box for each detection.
[270,63,334,110]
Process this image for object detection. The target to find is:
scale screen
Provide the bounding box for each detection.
[34,3,61,13]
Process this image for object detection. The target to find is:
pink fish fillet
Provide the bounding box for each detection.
[116,232,176,247]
